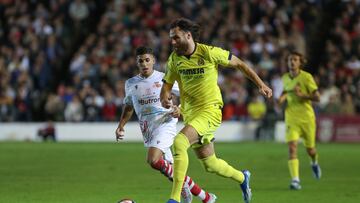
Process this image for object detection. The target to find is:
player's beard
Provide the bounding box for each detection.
[174,41,189,56]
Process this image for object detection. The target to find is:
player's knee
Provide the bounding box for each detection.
[173,133,189,153]
[201,162,216,173]
[306,147,316,156]
[200,156,220,173]
[288,142,297,156]
[147,155,160,166]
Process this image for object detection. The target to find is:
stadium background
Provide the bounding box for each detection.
[0,0,360,203]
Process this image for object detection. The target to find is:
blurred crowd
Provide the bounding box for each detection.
[0,0,359,123]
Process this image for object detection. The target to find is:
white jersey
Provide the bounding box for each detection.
[124,70,179,145]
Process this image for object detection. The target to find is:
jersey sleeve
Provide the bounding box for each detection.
[208,46,231,67]
[305,73,318,93]
[163,56,177,84]
[123,80,133,106]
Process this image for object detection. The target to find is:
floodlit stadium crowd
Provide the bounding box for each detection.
[0,0,359,122]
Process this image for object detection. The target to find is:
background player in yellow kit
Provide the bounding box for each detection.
[161,18,272,203]
[278,51,322,190]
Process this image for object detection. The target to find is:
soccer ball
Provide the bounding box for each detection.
[118,199,136,203]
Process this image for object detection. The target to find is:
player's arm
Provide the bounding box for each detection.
[160,81,174,109]
[278,91,287,105]
[228,55,272,98]
[294,85,320,102]
[115,104,134,141]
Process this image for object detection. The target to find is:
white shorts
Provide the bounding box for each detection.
[144,121,177,163]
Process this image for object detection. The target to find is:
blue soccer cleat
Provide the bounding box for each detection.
[311,164,322,179]
[240,170,252,203]
[166,199,179,203]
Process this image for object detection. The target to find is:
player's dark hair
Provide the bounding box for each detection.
[287,51,307,68]
[135,46,153,56]
[170,18,200,42]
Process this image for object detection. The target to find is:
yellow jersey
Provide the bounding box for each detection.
[282,70,318,123]
[163,43,231,118]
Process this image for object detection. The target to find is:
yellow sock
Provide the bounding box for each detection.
[170,133,190,202]
[288,159,299,181]
[200,154,245,183]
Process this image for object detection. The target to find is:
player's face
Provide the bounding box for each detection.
[287,55,301,76]
[136,54,155,78]
[169,27,191,55]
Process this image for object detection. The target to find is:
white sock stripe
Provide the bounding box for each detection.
[189,181,195,189]
[184,176,190,183]
[186,177,193,186]
[198,190,206,199]
[169,167,173,178]
[166,162,172,174]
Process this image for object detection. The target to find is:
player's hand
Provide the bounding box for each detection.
[115,127,125,142]
[170,105,181,118]
[161,95,173,109]
[259,84,273,99]
[294,84,305,98]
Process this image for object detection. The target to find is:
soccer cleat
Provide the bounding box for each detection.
[289,180,302,190]
[240,170,252,203]
[204,193,217,203]
[311,164,322,179]
[181,184,193,203]
[167,199,179,203]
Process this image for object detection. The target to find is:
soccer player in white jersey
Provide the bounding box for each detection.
[115,46,217,203]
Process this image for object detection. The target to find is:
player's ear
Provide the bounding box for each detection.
[186,31,192,40]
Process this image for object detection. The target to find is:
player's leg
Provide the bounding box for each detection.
[306,147,318,165]
[302,121,321,179]
[288,141,301,189]
[190,106,245,183]
[286,122,301,190]
[147,147,193,203]
[306,147,321,179]
[196,143,244,182]
[149,147,214,203]
[184,175,217,203]
[195,143,250,203]
[168,125,200,202]
[148,147,173,177]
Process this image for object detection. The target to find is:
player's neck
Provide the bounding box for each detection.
[290,69,300,78]
[185,41,196,56]
[140,70,154,78]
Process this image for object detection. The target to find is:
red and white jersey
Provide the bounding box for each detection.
[124,70,179,145]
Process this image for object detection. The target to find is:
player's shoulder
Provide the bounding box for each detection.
[167,51,180,67]
[281,72,290,80]
[125,75,141,86]
[197,43,216,50]
[168,51,179,62]
[197,43,217,54]
[300,70,313,78]
[153,70,165,78]
[196,43,220,61]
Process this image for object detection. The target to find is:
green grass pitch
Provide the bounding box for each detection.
[0,142,359,203]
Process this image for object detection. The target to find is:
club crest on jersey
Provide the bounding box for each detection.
[153,82,161,88]
[198,58,205,66]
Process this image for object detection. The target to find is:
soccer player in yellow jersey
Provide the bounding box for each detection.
[160,18,272,203]
[278,52,322,190]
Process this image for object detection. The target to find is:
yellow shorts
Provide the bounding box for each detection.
[286,119,316,148]
[184,104,222,148]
